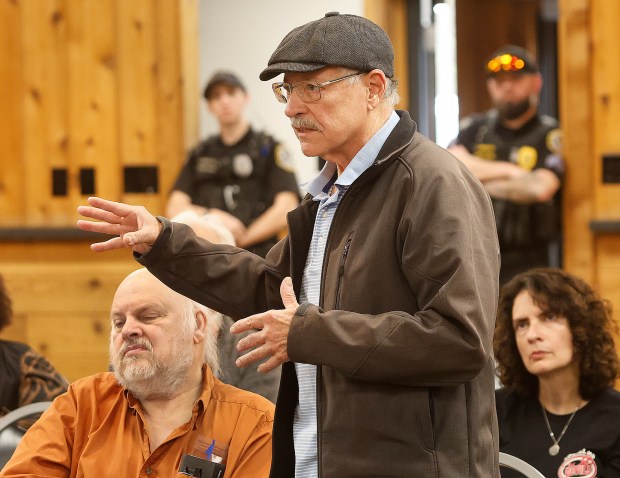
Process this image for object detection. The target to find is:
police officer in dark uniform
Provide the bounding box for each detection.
[449,45,564,284]
[168,71,300,258]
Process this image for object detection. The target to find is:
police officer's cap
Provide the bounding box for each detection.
[259,12,394,81]
[203,71,246,100]
[486,45,539,77]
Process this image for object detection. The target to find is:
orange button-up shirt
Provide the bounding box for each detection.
[1,366,274,478]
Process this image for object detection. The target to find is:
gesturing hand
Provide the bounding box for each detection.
[77,197,162,255]
[230,277,299,373]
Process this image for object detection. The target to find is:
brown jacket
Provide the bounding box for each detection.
[139,110,501,477]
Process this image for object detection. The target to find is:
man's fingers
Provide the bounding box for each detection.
[235,345,270,369]
[230,313,264,335]
[77,206,124,225]
[87,196,133,217]
[257,356,286,374]
[280,277,298,310]
[77,219,125,235]
[236,330,264,353]
[90,236,127,252]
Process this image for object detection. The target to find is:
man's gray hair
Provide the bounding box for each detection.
[345,70,400,106]
[181,299,222,376]
[384,78,400,106]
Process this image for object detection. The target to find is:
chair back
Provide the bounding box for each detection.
[0,401,52,468]
[499,451,545,478]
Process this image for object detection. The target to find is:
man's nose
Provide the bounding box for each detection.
[284,91,306,118]
[121,317,143,340]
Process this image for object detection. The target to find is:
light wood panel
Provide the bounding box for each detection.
[365,0,409,111]
[66,0,121,209]
[558,0,620,385]
[0,0,25,224]
[21,0,71,225]
[0,0,199,226]
[591,0,620,218]
[557,0,595,282]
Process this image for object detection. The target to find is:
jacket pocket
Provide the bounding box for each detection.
[417,387,436,452]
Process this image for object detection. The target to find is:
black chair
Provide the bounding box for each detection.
[0,401,52,468]
[499,451,545,478]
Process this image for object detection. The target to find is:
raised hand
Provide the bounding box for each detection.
[231,277,299,373]
[77,197,162,255]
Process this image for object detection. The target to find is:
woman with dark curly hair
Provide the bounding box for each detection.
[0,273,69,419]
[494,267,620,478]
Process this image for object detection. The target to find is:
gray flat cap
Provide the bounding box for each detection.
[259,12,394,81]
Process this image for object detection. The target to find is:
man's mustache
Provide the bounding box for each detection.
[118,338,153,358]
[290,117,322,131]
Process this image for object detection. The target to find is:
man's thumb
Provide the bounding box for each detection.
[280,277,298,309]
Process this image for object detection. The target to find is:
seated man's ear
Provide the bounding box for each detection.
[193,309,208,345]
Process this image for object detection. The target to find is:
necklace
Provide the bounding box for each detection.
[540,403,580,456]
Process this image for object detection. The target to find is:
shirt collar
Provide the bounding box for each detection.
[302,110,400,198]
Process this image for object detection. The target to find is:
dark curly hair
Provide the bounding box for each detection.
[494,268,619,400]
[0,272,12,332]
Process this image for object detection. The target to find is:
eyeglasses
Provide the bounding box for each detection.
[487,54,526,74]
[272,72,364,104]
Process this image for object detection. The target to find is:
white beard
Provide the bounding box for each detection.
[110,335,195,401]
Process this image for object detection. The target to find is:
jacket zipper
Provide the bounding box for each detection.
[334,236,352,309]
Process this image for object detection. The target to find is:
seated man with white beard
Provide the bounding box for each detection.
[1,268,274,478]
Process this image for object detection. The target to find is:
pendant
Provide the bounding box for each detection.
[549,443,560,456]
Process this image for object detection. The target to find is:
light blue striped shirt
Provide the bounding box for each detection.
[293,111,400,478]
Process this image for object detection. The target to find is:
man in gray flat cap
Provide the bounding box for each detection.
[78,12,500,477]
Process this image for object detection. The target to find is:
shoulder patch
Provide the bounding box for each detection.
[274,144,295,173]
[546,128,563,155]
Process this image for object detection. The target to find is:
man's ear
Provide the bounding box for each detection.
[193,308,208,345]
[534,72,543,94]
[367,69,387,110]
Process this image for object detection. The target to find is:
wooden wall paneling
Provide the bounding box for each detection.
[66,0,120,217]
[27,311,112,382]
[0,261,139,314]
[179,0,200,152]
[0,313,29,345]
[557,0,595,283]
[153,0,185,213]
[21,0,71,225]
[116,0,160,213]
[0,241,133,263]
[364,0,409,111]
[595,235,620,366]
[591,0,620,218]
[596,234,620,306]
[0,0,26,224]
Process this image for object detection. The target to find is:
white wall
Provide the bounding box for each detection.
[200,0,364,184]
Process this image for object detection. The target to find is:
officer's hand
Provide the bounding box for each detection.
[77,197,162,255]
[231,277,297,373]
